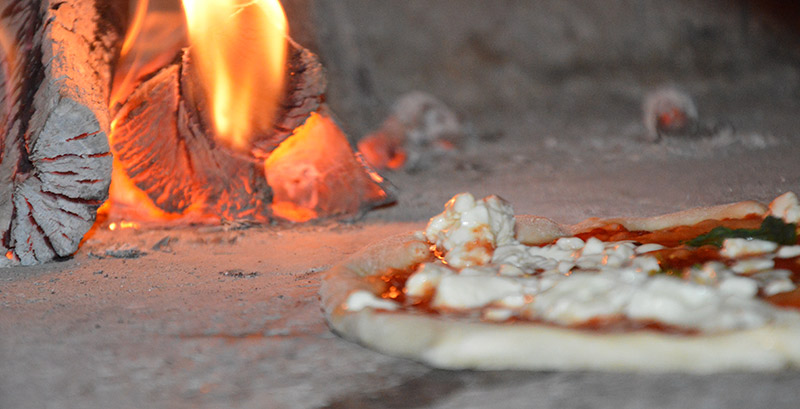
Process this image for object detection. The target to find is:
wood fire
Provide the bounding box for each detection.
[0,0,394,265]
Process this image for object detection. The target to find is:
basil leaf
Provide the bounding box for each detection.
[686,216,797,247]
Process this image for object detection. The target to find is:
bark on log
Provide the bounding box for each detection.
[0,0,121,266]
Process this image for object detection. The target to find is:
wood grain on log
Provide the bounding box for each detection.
[112,61,270,220]
[178,39,326,160]
[0,0,119,266]
[250,42,327,159]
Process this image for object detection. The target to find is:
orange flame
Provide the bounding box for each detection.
[0,23,16,74]
[121,0,150,57]
[109,0,149,108]
[108,221,139,231]
[110,1,188,109]
[181,0,288,151]
[265,113,391,222]
[1,19,19,124]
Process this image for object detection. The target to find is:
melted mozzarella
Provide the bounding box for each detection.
[527,274,636,324]
[626,276,771,331]
[777,245,800,259]
[770,192,800,224]
[433,274,522,309]
[344,290,399,312]
[721,238,778,258]
[405,262,452,297]
[425,193,516,268]
[753,270,797,296]
[388,193,800,332]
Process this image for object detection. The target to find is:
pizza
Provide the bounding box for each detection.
[320,192,800,372]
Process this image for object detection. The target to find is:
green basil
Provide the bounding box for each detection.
[686,216,797,247]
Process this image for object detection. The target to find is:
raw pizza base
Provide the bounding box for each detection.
[320,200,800,372]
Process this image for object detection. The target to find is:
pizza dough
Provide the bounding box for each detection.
[320,194,800,372]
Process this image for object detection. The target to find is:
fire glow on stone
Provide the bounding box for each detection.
[182,0,288,151]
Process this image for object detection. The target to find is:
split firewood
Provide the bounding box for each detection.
[642,86,734,142]
[358,91,463,171]
[0,0,123,266]
[111,36,393,222]
[642,87,700,141]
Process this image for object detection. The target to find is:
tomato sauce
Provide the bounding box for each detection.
[769,258,800,308]
[372,266,417,305]
[574,216,763,247]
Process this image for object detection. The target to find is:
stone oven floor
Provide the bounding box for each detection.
[3,83,800,408]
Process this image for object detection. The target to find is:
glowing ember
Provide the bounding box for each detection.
[357,132,408,170]
[182,0,288,151]
[265,113,391,222]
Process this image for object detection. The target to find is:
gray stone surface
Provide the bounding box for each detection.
[3,1,800,407]
[3,95,800,407]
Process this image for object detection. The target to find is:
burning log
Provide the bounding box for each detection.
[110,0,393,223]
[0,0,394,265]
[0,0,122,265]
[111,42,324,219]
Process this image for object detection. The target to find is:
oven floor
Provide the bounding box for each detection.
[3,80,800,408]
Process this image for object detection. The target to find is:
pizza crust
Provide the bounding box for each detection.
[321,200,800,372]
[567,200,769,235]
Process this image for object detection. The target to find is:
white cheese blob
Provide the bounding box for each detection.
[344,290,400,312]
[528,274,636,324]
[752,270,797,296]
[425,193,516,268]
[731,257,774,274]
[769,191,800,224]
[581,237,605,256]
[630,255,661,275]
[720,238,778,258]
[718,275,759,298]
[433,275,522,309]
[635,243,665,254]
[405,262,453,298]
[483,195,517,246]
[493,244,548,273]
[686,262,724,285]
[483,308,515,322]
[555,237,585,251]
[625,276,770,331]
[777,245,800,259]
